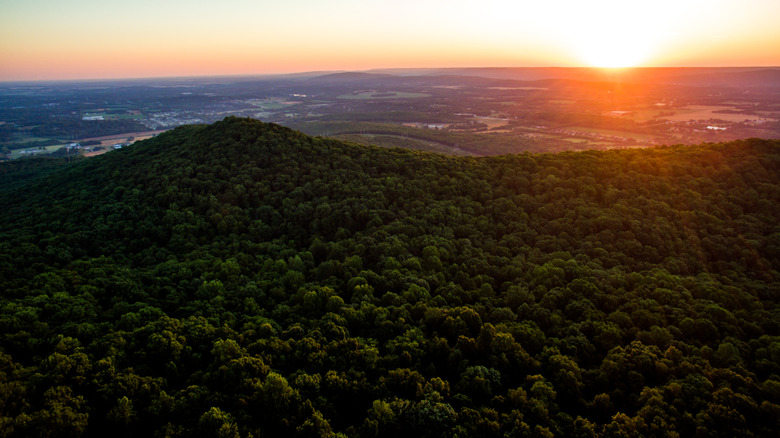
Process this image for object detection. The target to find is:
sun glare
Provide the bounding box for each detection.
[577,31,655,68]
[555,1,680,68]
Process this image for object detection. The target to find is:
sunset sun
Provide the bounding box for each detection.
[556,1,675,68]
[576,30,656,68]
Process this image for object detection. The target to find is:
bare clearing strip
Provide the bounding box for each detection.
[80,130,168,143]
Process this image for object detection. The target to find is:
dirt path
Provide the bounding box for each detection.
[80,129,168,142]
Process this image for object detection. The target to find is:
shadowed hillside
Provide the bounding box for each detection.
[1,117,779,437]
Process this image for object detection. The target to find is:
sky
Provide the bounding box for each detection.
[1,0,779,81]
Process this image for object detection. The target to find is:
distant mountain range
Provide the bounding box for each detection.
[5,67,779,89]
[365,67,780,88]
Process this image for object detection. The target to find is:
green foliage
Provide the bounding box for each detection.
[0,117,778,436]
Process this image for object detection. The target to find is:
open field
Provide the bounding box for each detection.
[548,100,575,105]
[6,130,168,160]
[561,137,615,146]
[8,136,49,144]
[79,132,164,154]
[79,130,167,143]
[9,144,68,159]
[607,109,664,122]
[475,116,511,129]
[659,105,771,123]
[2,136,53,150]
[477,129,512,134]
[83,149,110,157]
[565,126,656,140]
[333,133,473,156]
[247,99,299,110]
[114,113,146,120]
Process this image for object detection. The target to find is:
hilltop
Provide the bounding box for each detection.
[1,117,779,437]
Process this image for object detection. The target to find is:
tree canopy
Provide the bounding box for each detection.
[1,117,778,437]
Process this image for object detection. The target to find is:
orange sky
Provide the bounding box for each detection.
[1,0,779,81]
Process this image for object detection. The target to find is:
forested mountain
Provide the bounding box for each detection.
[1,117,779,437]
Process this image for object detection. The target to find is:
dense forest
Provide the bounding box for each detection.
[1,117,779,437]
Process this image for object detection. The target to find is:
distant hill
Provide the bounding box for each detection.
[303,71,397,84]
[367,66,780,88]
[663,68,780,88]
[1,117,779,437]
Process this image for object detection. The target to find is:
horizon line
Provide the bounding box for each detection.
[2,65,780,85]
